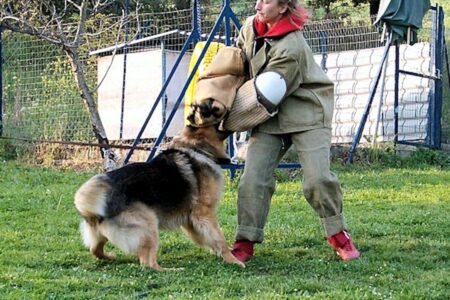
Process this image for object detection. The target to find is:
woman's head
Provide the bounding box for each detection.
[255,0,308,28]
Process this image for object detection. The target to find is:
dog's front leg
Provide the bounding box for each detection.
[186,217,245,268]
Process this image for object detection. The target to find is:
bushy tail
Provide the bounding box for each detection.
[75,174,111,249]
[74,174,110,224]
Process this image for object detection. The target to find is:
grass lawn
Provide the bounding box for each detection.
[0,160,449,299]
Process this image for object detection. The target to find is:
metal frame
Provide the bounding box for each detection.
[347,4,446,163]
[119,0,130,140]
[347,33,392,163]
[124,0,241,164]
[396,5,443,149]
[124,0,302,178]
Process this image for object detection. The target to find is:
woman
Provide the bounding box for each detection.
[230,0,360,262]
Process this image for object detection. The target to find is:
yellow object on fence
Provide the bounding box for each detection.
[184,41,225,124]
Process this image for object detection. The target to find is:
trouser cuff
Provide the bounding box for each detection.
[320,213,347,237]
[235,225,264,243]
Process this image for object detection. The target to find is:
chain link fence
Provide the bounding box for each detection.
[1,2,448,166]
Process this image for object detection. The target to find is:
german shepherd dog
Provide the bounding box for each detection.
[74,124,244,271]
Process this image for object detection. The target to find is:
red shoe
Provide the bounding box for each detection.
[327,231,360,261]
[231,240,254,262]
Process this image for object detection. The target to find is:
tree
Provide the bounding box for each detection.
[1,0,122,170]
[352,0,380,16]
[306,0,380,17]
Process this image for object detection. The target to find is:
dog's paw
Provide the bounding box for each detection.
[163,267,185,272]
[223,252,246,268]
[103,252,116,260]
[141,262,164,272]
[234,260,246,268]
[94,251,116,260]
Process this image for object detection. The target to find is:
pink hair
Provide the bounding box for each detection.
[281,1,310,29]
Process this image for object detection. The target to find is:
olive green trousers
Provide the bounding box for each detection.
[235,128,347,242]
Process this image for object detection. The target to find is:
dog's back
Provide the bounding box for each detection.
[75,149,201,223]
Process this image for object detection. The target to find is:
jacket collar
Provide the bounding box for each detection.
[253,13,306,39]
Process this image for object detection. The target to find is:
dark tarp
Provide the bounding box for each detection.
[374,0,431,45]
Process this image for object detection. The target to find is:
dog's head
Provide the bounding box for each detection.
[186,98,227,127]
[171,125,232,164]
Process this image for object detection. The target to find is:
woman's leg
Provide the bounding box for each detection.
[291,128,346,236]
[235,131,289,242]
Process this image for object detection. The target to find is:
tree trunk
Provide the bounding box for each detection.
[64,48,108,145]
[64,47,118,170]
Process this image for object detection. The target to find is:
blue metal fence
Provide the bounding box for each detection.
[347,4,447,163]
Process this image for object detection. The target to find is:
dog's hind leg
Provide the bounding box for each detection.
[138,236,163,271]
[183,217,245,267]
[91,236,116,260]
[135,213,163,271]
[80,219,115,260]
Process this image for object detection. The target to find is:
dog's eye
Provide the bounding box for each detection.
[201,110,212,118]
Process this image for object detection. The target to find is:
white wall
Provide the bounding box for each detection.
[97,42,432,144]
[97,50,190,140]
[322,42,432,144]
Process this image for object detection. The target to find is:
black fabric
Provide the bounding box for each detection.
[374,0,431,45]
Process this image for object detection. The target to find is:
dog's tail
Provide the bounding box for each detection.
[74,174,111,224]
[74,174,111,248]
[74,174,110,222]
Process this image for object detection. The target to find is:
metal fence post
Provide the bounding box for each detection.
[320,31,328,72]
[347,34,392,163]
[431,6,444,148]
[161,40,167,126]
[0,25,3,137]
[394,42,399,145]
[119,0,130,140]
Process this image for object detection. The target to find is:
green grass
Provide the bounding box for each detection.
[0,161,449,299]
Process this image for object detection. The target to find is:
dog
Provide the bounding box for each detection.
[74,124,244,271]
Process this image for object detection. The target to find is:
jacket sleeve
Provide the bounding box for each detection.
[264,48,302,98]
[236,17,253,50]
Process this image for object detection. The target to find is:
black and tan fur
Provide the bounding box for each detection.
[74,125,243,271]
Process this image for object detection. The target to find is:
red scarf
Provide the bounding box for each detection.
[253,8,308,39]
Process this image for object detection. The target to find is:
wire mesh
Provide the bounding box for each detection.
[0,2,447,166]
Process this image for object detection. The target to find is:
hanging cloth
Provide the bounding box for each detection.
[374,0,431,45]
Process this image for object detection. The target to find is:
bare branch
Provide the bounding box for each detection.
[90,15,126,93]
[67,0,82,11]
[92,0,111,14]
[84,18,123,37]
[2,15,64,45]
[70,0,87,47]
[134,0,142,40]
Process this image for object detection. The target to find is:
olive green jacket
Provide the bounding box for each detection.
[237,16,335,133]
